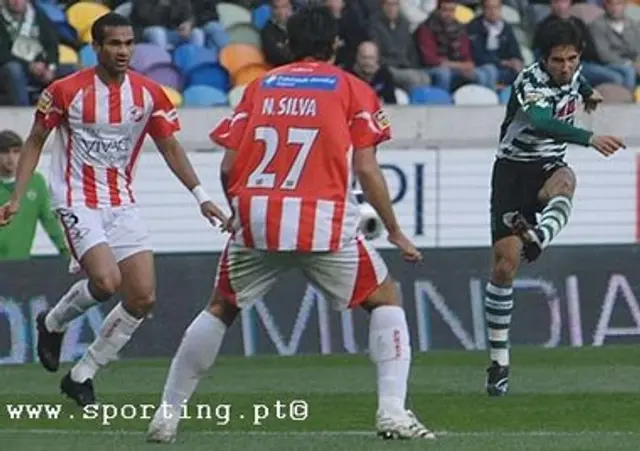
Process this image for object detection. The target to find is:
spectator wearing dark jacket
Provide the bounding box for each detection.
[370,0,430,93]
[325,0,369,68]
[467,0,522,86]
[261,0,293,67]
[0,0,76,106]
[415,0,498,92]
[533,0,625,88]
[350,41,397,103]
[191,0,229,49]
[132,0,204,50]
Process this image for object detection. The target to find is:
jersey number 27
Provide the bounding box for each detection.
[248,126,319,190]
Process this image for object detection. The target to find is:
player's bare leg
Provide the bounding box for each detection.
[37,243,119,374]
[484,236,521,396]
[147,288,239,443]
[62,250,154,406]
[360,278,435,440]
[511,167,576,262]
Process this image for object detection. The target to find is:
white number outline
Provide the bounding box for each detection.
[247,126,319,190]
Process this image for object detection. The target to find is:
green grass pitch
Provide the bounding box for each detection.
[1,345,639,450]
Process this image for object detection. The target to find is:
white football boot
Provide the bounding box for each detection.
[146,404,181,444]
[376,409,436,440]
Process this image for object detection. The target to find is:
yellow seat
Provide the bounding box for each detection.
[58,44,79,64]
[162,86,183,107]
[634,87,640,103]
[66,2,111,36]
[454,4,474,24]
[81,27,93,44]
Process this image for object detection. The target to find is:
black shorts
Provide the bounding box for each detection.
[490,157,568,243]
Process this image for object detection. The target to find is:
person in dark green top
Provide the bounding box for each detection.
[483,19,627,397]
[0,130,67,260]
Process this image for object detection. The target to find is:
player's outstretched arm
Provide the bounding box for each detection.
[154,135,229,228]
[354,147,421,262]
[0,120,51,225]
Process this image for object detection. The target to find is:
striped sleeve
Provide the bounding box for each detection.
[148,84,180,139]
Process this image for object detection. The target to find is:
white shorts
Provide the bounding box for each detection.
[55,205,152,274]
[214,235,389,310]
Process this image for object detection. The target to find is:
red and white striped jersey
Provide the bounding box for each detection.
[34,68,180,209]
[209,61,391,252]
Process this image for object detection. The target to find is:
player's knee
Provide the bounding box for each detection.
[492,256,518,285]
[206,290,239,327]
[360,277,400,312]
[90,270,121,299]
[130,292,156,317]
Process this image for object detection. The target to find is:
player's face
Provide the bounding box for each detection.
[95,26,135,75]
[0,147,20,177]
[545,45,580,85]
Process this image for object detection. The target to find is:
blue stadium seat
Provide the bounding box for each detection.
[183,85,228,107]
[37,1,65,23]
[187,63,230,92]
[409,86,453,105]
[173,44,218,75]
[252,4,271,30]
[79,45,97,67]
[499,86,512,104]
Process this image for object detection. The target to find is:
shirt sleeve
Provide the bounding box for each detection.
[34,83,65,129]
[148,85,181,140]
[348,78,391,150]
[209,82,256,151]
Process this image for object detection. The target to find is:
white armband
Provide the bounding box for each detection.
[191,185,211,205]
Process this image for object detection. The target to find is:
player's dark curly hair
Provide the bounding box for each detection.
[286,6,339,62]
[537,18,584,59]
[91,12,133,45]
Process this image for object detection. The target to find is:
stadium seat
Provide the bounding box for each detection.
[79,45,97,67]
[58,44,79,64]
[232,63,269,86]
[183,85,228,107]
[626,3,640,21]
[173,44,218,75]
[130,44,171,74]
[66,2,110,36]
[569,3,604,23]
[216,2,252,29]
[409,86,453,105]
[520,45,534,65]
[162,86,183,107]
[394,88,410,105]
[187,63,230,92]
[226,23,262,48]
[595,83,634,103]
[501,4,521,24]
[635,87,640,103]
[513,26,530,47]
[454,4,474,24]
[453,84,500,105]
[37,1,66,24]
[252,4,271,29]
[499,86,512,104]
[228,84,246,107]
[219,43,265,77]
[145,64,184,92]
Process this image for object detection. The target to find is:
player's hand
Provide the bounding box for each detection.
[0,201,19,226]
[584,90,603,114]
[200,201,229,230]
[387,230,422,263]
[590,135,626,157]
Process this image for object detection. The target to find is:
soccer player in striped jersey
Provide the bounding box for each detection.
[0,13,228,406]
[485,19,625,396]
[147,6,433,443]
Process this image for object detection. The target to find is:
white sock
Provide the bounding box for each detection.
[369,305,411,416]
[162,310,226,410]
[70,302,142,383]
[45,279,101,333]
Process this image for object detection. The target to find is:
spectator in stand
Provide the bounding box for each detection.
[261,0,294,67]
[351,41,397,103]
[415,0,498,92]
[533,0,624,88]
[467,0,522,87]
[370,0,430,93]
[0,0,77,106]
[590,0,640,92]
[131,0,205,50]
[325,0,369,68]
[191,0,230,50]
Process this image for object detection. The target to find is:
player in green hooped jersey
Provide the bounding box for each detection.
[483,19,626,397]
[0,130,67,260]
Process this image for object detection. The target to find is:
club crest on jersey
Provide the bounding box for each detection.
[127,106,143,122]
[373,109,390,130]
[36,90,52,114]
[524,92,543,104]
